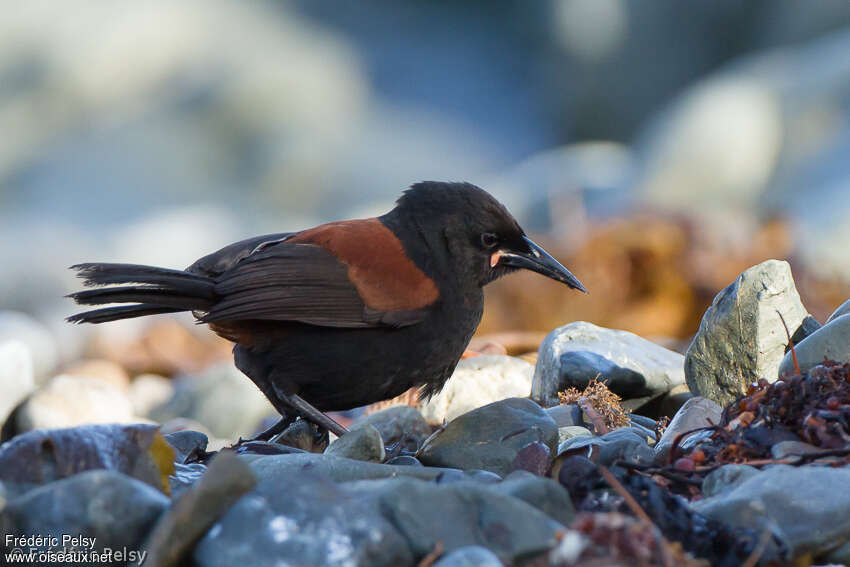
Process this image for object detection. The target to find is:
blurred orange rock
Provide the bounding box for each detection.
[63,359,131,391]
[87,318,232,377]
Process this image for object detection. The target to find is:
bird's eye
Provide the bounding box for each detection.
[480,233,499,249]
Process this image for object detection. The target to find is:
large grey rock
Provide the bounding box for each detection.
[533,321,685,409]
[149,363,276,440]
[0,423,175,494]
[194,471,411,567]
[685,260,815,406]
[143,452,257,567]
[418,398,558,476]
[0,341,34,425]
[346,477,562,562]
[694,465,850,562]
[432,546,503,567]
[778,314,850,377]
[0,470,168,561]
[654,397,723,460]
[557,427,654,466]
[13,374,136,433]
[350,406,432,453]
[325,424,385,463]
[420,355,534,424]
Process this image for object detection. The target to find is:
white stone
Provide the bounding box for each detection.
[0,311,58,383]
[16,374,136,432]
[532,321,686,407]
[129,374,175,417]
[419,355,534,424]
[0,340,35,424]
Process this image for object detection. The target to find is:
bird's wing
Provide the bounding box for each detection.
[186,232,295,277]
[199,219,440,328]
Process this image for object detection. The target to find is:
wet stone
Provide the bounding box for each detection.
[558,427,654,466]
[1,470,168,559]
[418,398,558,477]
[324,424,385,463]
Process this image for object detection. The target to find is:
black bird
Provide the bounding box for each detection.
[68,182,586,439]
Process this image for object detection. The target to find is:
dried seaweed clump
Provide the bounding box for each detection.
[559,378,630,431]
[545,513,710,567]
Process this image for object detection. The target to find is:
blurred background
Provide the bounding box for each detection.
[3,0,850,373]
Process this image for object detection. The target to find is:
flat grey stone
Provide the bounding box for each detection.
[243,452,482,483]
[685,260,813,406]
[533,321,685,409]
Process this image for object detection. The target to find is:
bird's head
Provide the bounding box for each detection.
[387,181,588,292]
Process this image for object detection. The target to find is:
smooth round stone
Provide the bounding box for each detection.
[385,455,423,467]
[558,426,592,445]
[432,546,502,567]
[778,314,850,377]
[324,424,385,463]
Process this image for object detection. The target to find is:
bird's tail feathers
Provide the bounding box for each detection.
[67,263,216,324]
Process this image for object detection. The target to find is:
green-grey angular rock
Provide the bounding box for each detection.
[778,314,850,377]
[345,477,563,562]
[418,398,558,476]
[325,424,385,462]
[685,259,813,406]
[0,470,168,557]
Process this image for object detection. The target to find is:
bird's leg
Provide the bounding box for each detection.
[280,392,349,438]
[251,415,295,442]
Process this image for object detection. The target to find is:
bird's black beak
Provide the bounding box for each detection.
[494,236,588,293]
